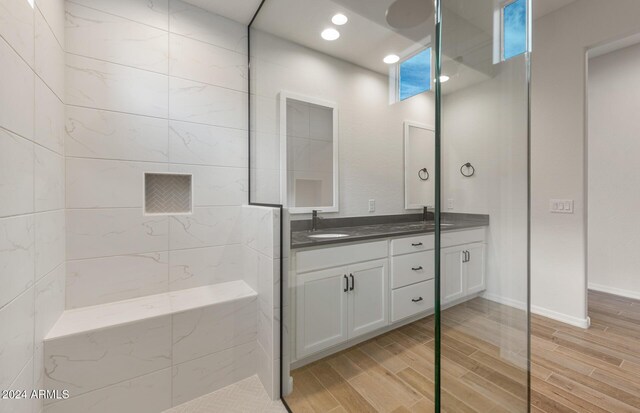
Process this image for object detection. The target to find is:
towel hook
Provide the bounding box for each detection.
[460,163,475,177]
[418,168,429,181]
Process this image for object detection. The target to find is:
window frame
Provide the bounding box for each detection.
[397,46,433,101]
[500,0,530,62]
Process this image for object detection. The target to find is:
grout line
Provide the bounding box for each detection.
[0,30,34,73]
[65,50,248,94]
[34,67,65,107]
[65,50,170,77]
[65,0,248,54]
[64,153,248,169]
[0,281,36,313]
[7,355,35,389]
[1,122,64,158]
[167,4,174,402]
[65,0,168,31]
[64,242,243,263]
[44,366,173,406]
[64,103,250,132]
[64,203,244,211]
[31,2,38,392]
[63,154,247,169]
[35,3,64,51]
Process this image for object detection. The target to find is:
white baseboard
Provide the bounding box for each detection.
[588,283,640,301]
[482,293,590,329]
[481,292,527,310]
[531,305,590,329]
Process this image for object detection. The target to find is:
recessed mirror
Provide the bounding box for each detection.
[404,121,435,209]
[280,92,339,213]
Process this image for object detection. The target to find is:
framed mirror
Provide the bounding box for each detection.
[404,121,435,209]
[280,91,339,213]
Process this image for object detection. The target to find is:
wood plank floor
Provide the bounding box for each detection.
[284,291,640,413]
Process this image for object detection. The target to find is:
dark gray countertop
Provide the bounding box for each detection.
[291,213,489,249]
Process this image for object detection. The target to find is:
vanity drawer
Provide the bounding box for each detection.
[391,251,434,289]
[442,228,486,248]
[391,234,434,256]
[296,240,388,273]
[391,280,434,322]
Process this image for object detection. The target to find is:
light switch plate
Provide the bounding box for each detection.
[447,199,454,210]
[550,199,574,214]
[368,199,375,212]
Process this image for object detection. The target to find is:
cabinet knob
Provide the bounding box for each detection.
[412,297,424,303]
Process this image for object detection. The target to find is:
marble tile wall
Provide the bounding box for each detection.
[3,0,282,410]
[243,205,281,400]
[0,1,67,413]
[63,0,250,308]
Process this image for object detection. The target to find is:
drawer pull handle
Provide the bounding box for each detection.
[412,266,423,271]
[411,242,423,247]
[344,275,348,292]
[349,273,355,291]
[412,297,424,303]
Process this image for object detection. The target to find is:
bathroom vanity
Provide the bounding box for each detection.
[289,216,488,365]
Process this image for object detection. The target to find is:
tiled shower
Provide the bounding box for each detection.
[1,0,280,411]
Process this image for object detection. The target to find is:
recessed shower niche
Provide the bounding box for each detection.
[144,172,193,215]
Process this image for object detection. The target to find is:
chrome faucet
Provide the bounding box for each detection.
[311,210,321,232]
[423,206,433,222]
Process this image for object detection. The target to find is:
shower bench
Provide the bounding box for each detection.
[42,280,258,411]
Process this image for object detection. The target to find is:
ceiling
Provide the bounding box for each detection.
[252,0,435,75]
[534,0,579,19]
[184,0,580,93]
[184,0,580,26]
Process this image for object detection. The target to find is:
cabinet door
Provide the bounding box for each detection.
[348,259,389,339]
[441,246,465,304]
[296,267,349,358]
[465,243,486,295]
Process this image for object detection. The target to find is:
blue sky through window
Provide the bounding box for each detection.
[504,0,527,60]
[399,48,431,101]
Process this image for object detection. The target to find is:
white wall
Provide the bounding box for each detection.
[587,42,640,300]
[0,0,66,412]
[531,0,640,326]
[442,56,529,313]
[250,30,435,216]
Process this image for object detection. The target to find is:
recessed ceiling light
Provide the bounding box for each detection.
[383,54,400,64]
[321,28,340,41]
[332,13,348,25]
[439,75,450,83]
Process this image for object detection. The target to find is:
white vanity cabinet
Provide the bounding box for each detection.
[295,267,349,357]
[441,243,486,303]
[441,229,486,304]
[295,242,389,358]
[292,227,487,361]
[441,246,465,303]
[348,259,389,338]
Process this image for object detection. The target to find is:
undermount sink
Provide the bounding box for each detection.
[308,233,349,239]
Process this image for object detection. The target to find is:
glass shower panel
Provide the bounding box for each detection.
[439,0,530,411]
[250,0,438,411]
